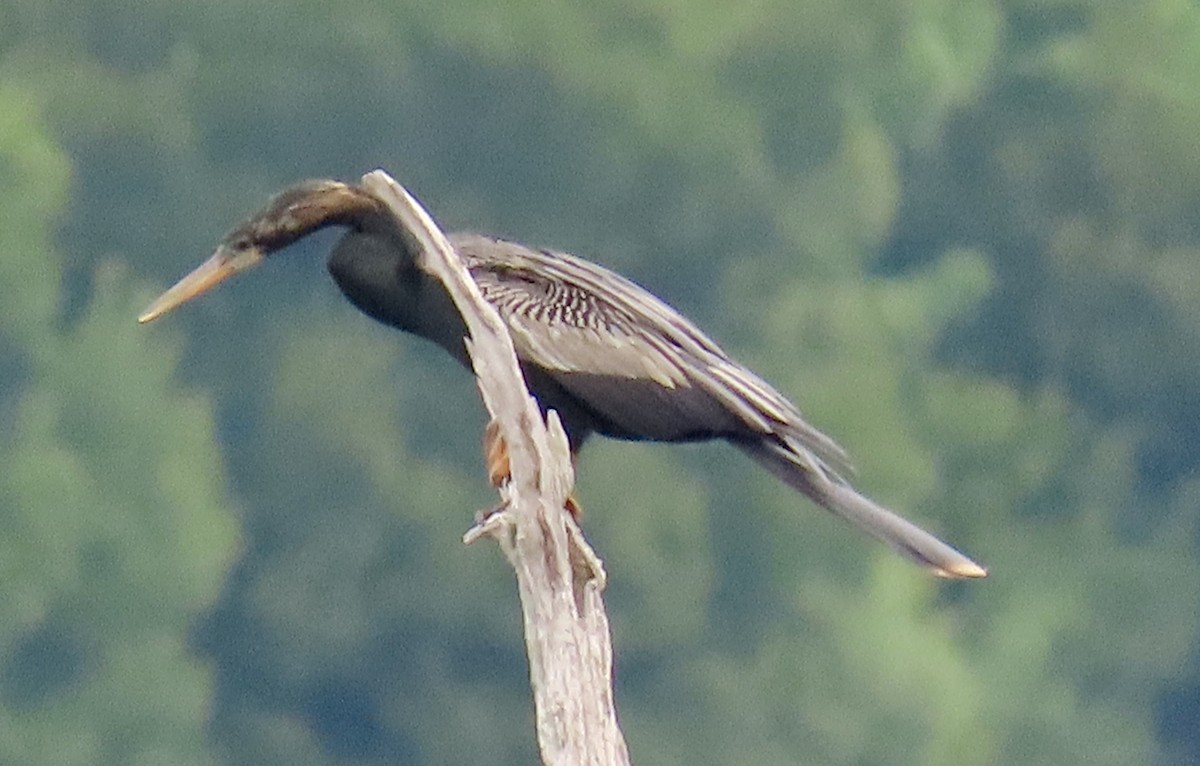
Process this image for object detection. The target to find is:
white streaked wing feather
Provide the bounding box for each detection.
[454,233,853,474]
[472,269,690,388]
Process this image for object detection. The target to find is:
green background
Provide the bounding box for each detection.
[2,1,1198,763]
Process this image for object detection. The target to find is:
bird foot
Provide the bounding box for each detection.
[564,494,583,520]
[483,419,511,489]
[483,419,582,520]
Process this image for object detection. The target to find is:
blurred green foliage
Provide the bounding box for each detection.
[0,86,237,765]
[1,1,1198,764]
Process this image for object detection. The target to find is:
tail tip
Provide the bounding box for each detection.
[933,559,988,579]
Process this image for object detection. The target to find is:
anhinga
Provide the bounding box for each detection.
[139,179,986,579]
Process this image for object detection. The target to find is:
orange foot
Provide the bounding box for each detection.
[483,419,511,489]
[482,419,582,520]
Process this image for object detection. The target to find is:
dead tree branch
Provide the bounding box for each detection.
[362,170,631,766]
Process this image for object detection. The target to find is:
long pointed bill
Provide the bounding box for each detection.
[138,245,265,324]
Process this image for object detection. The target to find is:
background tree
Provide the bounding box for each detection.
[0,86,238,766]
[1,0,1198,763]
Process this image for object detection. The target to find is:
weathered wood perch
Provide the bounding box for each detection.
[362,170,632,766]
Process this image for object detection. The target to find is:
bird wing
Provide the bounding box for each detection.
[450,234,853,477]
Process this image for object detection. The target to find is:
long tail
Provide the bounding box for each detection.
[736,437,986,579]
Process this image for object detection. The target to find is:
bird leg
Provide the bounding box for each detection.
[483,419,582,520]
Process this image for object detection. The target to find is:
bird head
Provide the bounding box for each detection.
[138,179,382,324]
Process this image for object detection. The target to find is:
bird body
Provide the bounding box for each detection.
[332,230,847,457]
[140,179,986,579]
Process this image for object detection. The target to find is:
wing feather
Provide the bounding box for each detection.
[449,233,853,476]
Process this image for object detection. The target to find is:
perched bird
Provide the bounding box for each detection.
[139,179,986,579]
